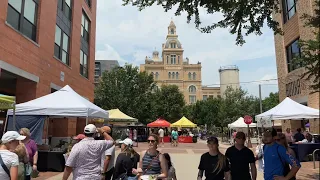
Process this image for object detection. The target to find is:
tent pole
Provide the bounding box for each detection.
[12,103,16,131]
[86,110,89,125]
[45,116,49,145]
[4,114,9,133]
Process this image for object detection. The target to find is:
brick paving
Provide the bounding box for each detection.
[35,141,319,180]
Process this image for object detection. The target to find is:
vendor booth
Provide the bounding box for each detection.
[147,118,171,142]
[107,109,138,123]
[171,116,197,143]
[0,94,16,136]
[255,97,320,161]
[6,85,109,172]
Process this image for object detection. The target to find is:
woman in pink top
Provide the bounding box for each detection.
[20,128,38,180]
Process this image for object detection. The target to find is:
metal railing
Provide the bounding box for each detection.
[313,149,320,169]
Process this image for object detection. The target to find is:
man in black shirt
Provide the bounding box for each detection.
[225,132,257,180]
[293,128,305,142]
[198,136,231,180]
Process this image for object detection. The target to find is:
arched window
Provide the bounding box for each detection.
[151,72,154,78]
[172,72,175,79]
[170,43,176,48]
[152,85,159,92]
[155,72,159,80]
[193,72,196,80]
[170,28,174,34]
[176,72,179,79]
[178,56,180,64]
[166,56,169,64]
[171,55,176,64]
[188,72,192,80]
[168,72,171,79]
[189,85,196,93]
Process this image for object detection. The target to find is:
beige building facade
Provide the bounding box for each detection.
[273,0,319,133]
[140,21,221,104]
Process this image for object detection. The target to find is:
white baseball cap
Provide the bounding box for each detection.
[119,138,133,146]
[1,131,26,143]
[84,124,97,134]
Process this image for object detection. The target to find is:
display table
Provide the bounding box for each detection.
[178,136,193,143]
[290,143,320,162]
[163,136,170,143]
[38,151,65,172]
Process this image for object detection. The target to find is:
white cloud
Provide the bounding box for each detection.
[95,0,279,97]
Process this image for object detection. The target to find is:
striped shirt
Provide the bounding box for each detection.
[66,137,113,180]
[142,151,161,175]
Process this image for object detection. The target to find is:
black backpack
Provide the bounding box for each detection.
[263,144,296,180]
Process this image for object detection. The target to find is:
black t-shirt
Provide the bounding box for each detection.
[225,146,255,180]
[113,153,134,179]
[198,152,230,180]
[293,132,305,142]
[131,152,140,169]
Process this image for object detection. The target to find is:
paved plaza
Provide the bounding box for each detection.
[35,141,319,180]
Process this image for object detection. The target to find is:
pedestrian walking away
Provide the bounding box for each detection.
[62,124,114,180]
[163,153,177,180]
[158,128,165,147]
[225,132,257,180]
[198,136,231,180]
[263,129,300,180]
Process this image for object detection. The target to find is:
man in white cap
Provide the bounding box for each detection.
[0,131,26,180]
[63,124,114,180]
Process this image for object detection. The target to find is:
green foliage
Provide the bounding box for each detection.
[262,92,279,112]
[293,0,320,93]
[94,64,155,124]
[122,0,282,45]
[151,85,186,122]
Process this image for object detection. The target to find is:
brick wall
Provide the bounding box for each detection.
[0,0,97,137]
[273,0,319,133]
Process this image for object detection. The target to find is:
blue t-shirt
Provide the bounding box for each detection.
[263,143,301,180]
[171,131,178,138]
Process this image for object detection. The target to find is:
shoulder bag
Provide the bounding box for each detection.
[0,154,11,178]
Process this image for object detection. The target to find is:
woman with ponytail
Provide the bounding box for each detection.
[197,136,231,180]
[113,138,137,180]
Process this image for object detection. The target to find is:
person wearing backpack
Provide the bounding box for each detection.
[263,128,301,180]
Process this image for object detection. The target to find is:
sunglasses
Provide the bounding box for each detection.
[147,140,156,143]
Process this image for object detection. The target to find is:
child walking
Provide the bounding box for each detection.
[163,153,177,180]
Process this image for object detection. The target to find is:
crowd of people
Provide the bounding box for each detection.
[0,124,306,180]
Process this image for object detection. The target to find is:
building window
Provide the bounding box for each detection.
[85,0,91,8]
[54,25,70,65]
[168,72,171,79]
[80,50,88,78]
[286,38,301,72]
[178,56,180,64]
[94,70,99,76]
[188,72,192,80]
[151,72,154,78]
[152,85,160,93]
[81,12,90,43]
[170,28,174,34]
[170,43,176,48]
[95,63,100,69]
[203,95,208,101]
[282,0,296,23]
[189,85,196,93]
[57,0,72,20]
[172,72,175,79]
[6,0,38,41]
[171,55,176,64]
[176,72,179,79]
[193,72,196,80]
[155,72,159,80]
[166,56,169,64]
[209,95,214,99]
[189,95,196,104]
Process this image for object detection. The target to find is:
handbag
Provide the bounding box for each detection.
[0,154,10,178]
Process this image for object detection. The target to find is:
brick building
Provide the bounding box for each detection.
[273,0,319,133]
[0,0,97,138]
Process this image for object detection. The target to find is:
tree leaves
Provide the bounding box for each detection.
[122,0,282,45]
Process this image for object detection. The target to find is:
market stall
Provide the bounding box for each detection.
[0,94,16,135]
[107,109,138,123]
[147,118,171,142]
[255,97,320,161]
[171,116,197,143]
[6,85,109,172]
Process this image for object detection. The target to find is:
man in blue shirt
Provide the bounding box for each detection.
[263,128,301,180]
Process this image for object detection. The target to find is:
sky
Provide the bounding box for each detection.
[95,1,279,99]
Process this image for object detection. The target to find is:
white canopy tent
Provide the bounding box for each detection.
[7,85,109,122]
[255,97,320,127]
[228,117,257,129]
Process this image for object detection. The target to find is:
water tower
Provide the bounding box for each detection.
[219,65,240,96]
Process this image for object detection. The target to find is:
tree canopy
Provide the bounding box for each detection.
[122,0,282,45]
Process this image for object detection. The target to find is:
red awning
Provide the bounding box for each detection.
[147,118,171,127]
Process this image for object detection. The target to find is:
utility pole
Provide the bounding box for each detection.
[259,84,263,113]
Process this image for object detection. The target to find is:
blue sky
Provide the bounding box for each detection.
[95,1,279,98]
